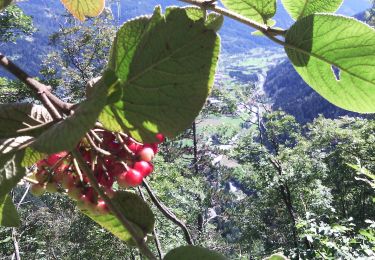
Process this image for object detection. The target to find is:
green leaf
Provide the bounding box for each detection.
[264,254,288,260]
[80,191,154,242]
[32,71,119,154]
[0,0,12,11]
[164,246,226,260]
[101,7,220,143]
[221,0,276,24]
[285,14,375,113]
[0,135,44,197]
[183,6,224,32]
[60,0,105,21]
[0,103,52,138]
[0,151,26,198]
[281,0,343,20]
[0,194,20,227]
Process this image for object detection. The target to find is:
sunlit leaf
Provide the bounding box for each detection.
[61,0,105,21]
[285,14,375,113]
[221,0,276,24]
[281,0,343,20]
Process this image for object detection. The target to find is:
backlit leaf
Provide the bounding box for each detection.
[221,0,276,24]
[281,0,343,20]
[61,0,105,21]
[285,14,375,113]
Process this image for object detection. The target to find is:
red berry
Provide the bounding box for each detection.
[144,143,158,154]
[81,150,92,163]
[116,150,129,160]
[102,131,115,143]
[95,199,109,215]
[36,160,47,169]
[104,188,115,199]
[155,133,165,143]
[99,174,114,188]
[109,163,126,177]
[117,169,143,187]
[85,187,97,203]
[54,162,69,175]
[31,183,45,196]
[77,194,95,212]
[103,157,115,168]
[133,161,153,177]
[53,172,65,183]
[107,141,122,153]
[46,154,61,166]
[127,141,141,153]
[62,174,76,189]
[137,147,155,162]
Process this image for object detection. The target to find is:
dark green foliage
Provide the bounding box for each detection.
[0,5,34,43]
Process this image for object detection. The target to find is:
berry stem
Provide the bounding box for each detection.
[23,176,39,184]
[85,133,112,156]
[71,149,157,260]
[89,130,103,143]
[115,133,135,156]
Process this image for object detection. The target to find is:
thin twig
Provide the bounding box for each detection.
[23,177,39,184]
[0,53,74,118]
[71,149,157,260]
[142,180,194,245]
[116,133,135,156]
[85,133,112,156]
[138,188,164,259]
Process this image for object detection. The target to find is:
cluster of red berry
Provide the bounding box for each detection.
[30,130,164,215]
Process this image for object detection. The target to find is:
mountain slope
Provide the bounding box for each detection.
[263,61,360,123]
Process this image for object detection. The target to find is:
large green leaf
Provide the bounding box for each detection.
[0,0,12,11]
[0,103,52,138]
[0,151,26,198]
[0,136,45,197]
[32,71,119,154]
[164,246,226,260]
[281,0,343,20]
[60,0,105,21]
[221,0,276,24]
[285,14,375,113]
[0,194,20,227]
[101,7,221,143]
[80,191,154,242]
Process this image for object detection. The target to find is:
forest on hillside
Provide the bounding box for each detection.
[0,1,375,259]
